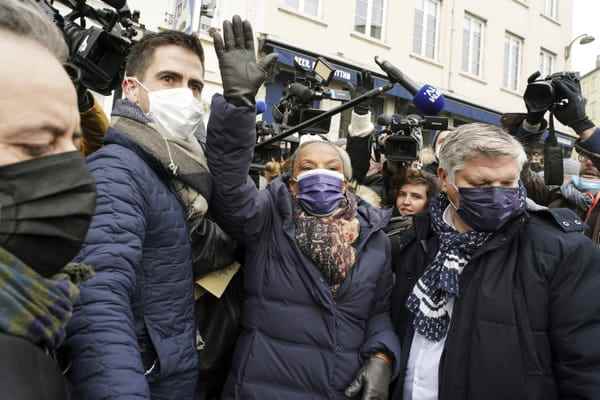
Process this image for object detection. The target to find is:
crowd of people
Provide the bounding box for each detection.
[2,1,600,399]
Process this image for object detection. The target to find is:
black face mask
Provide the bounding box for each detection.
[0,151,96,277]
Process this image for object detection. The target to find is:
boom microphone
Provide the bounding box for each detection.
[287,83,314,104]
[375,56,445,115]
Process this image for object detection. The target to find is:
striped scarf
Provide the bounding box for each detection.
[406,192,492,342]
[0,247,87,350]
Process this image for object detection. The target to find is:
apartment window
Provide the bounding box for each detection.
[462,13,485,76]
[503,33,523,91]
[198,0,218,32]
[539,49,556,77]
[354,0,387,40]
[283,0,320,17]
[413,0,441,59]
[544,0,558,20]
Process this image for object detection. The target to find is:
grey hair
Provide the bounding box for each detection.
[439,123,527,182]
[0,0,68,63]
[289,141,353,180]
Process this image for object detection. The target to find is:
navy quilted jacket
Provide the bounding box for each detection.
[207,95,401,400]
[64,129,197,399]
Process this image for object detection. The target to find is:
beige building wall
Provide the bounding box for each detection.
[160,0,575,135]
[582,65,600,126]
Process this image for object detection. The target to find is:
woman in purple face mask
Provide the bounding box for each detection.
[388,123,600,400]
[208,105,401,399]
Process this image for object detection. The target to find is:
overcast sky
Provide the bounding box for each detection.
[572,0,600,75]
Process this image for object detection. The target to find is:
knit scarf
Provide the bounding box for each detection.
[294,193,360,294]
[406,192,493,342]
[0,247,93,350]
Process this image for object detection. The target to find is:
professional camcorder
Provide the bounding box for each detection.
[37,0,142,95]
[272,57,351,134]
[524,71,581,114]
[375,114,448,162]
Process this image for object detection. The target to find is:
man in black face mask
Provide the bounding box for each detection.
[389,123,600,400]
[0,1,96,399]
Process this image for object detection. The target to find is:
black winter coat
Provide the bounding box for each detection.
[390,207,600,400]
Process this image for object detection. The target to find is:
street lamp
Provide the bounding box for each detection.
[565,34,596,60]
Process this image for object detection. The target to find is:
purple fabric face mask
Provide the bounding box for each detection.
[296,169,345,216]
[455,184,526,232]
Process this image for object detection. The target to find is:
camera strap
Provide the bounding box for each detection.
[544,112,564,186]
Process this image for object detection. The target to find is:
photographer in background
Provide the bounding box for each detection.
[505,71,600,244]
[0,1,97,399]
[347,70,409,207]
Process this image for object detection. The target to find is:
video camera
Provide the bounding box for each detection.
[272,57,351,134]
[36,0,142,95]
[376,114,448,162]
[524,71,581,114]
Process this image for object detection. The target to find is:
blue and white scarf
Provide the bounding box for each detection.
[406,193,493,342]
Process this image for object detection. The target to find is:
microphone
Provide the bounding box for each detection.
[287,83,314,104]
[375,56,445,115]
[256,100,266,115]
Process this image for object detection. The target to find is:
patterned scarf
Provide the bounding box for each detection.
[294,193,360,294]
[406,192,493,342]
[0,247,91,349]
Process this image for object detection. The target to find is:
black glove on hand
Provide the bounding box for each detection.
[353,70,374,116]
[345,355,392,400]
[554,77,595,134]
[524,72,547,126]
[209,16,278,108]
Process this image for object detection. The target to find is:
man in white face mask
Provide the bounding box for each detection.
[64,31,233,400]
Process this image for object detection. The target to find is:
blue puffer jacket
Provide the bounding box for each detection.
[64,129,197,399]
[207,95,401,400]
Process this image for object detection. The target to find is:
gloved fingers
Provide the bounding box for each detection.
[527,71,541,84]
[222,20,236,51]
[243,19,255,52]
[209,28,225,59]
[258,53,279,75]
[344,372,365,398]
[232,15,245,49]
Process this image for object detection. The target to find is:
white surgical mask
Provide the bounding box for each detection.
[130,78,204,142]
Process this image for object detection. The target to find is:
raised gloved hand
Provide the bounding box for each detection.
[523,71,547,127]
[209,16,278,108]
[345,354,392,400]
[353,70,374,116]
[554,76,595,134]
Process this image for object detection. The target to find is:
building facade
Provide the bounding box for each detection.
[109,0,577,145]
[582,57,600,127]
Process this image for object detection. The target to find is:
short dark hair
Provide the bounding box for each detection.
[125,30,204,79]
[393,169,440,205]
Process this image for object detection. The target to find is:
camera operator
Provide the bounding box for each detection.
[0,1,97,399]
[347,70,409,208]
[506,71,600,243]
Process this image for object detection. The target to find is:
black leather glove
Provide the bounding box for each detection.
[209,16,278,108]
[353,70,374,116]
[554,77,595,134]
[524,72,547,125]
[345,355,392,400]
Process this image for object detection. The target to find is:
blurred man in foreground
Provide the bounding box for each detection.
[0,1,96,398]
